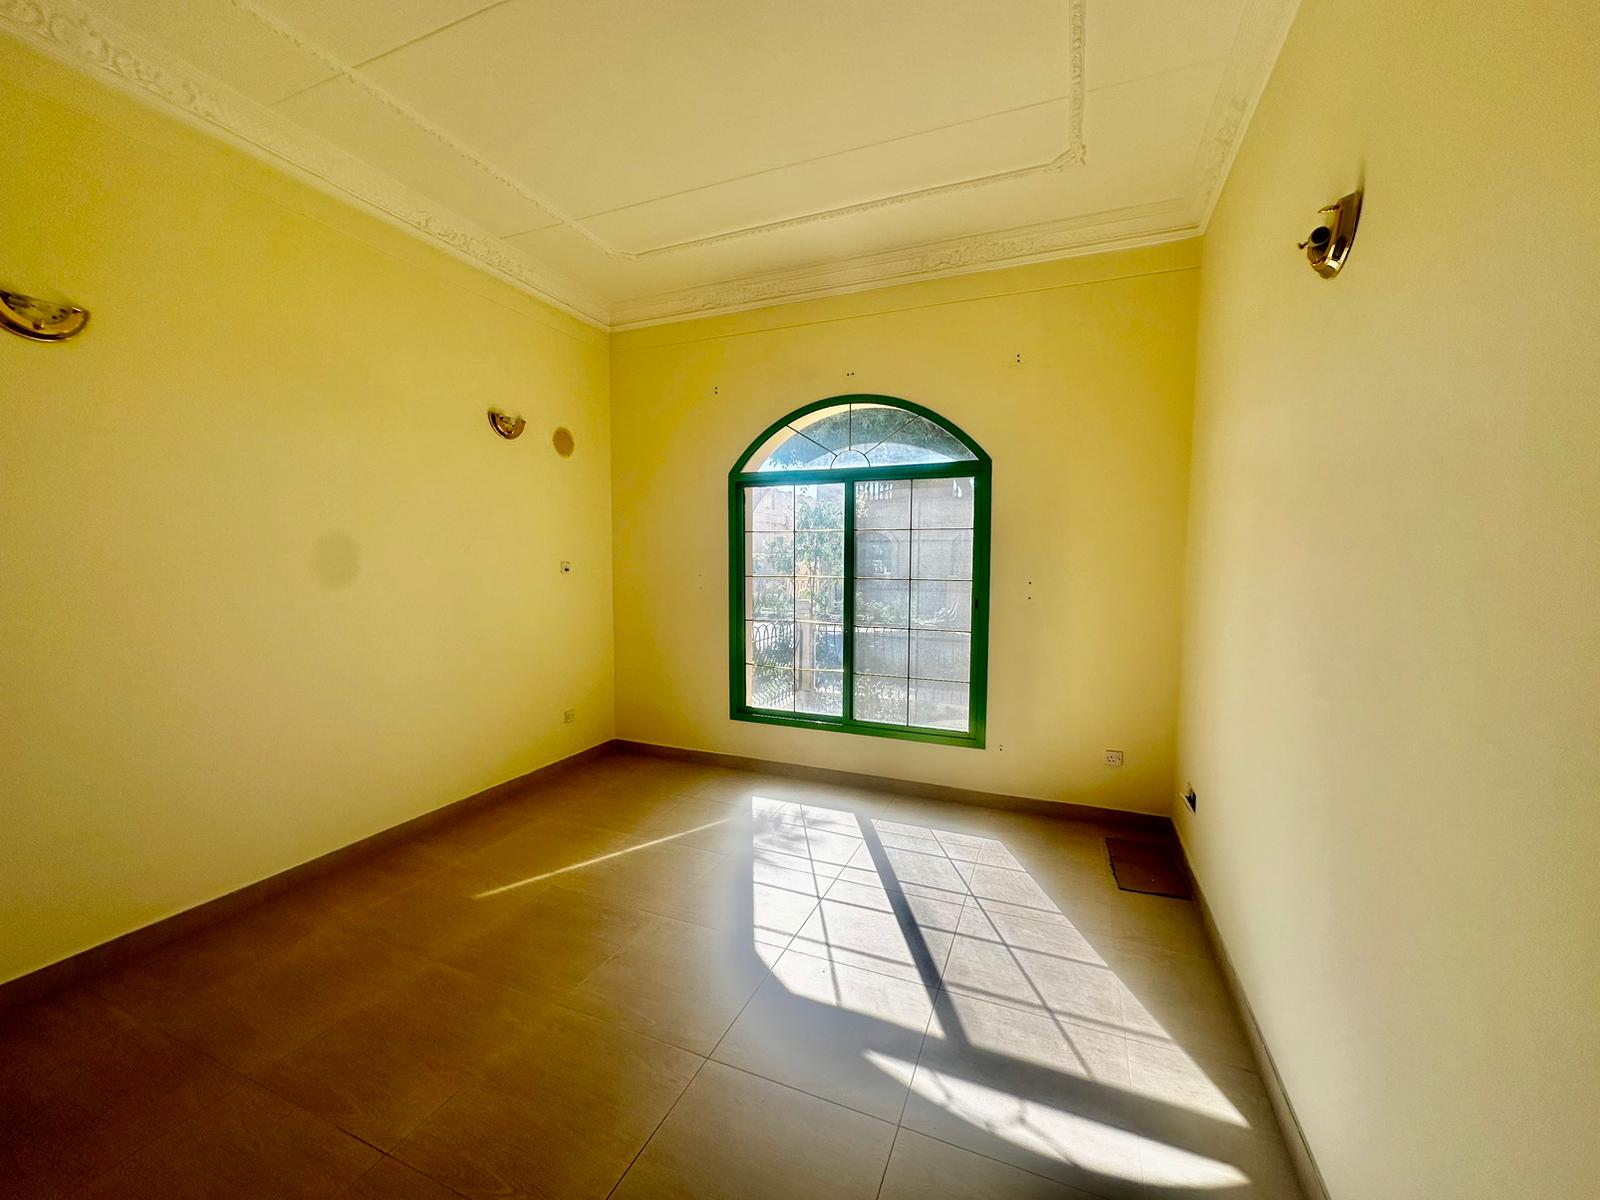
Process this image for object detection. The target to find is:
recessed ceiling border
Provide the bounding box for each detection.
[2,0,1301,329]
[0,0,610,327]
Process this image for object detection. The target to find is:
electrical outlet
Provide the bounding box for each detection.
[563,708,576,724]
[560,560,572,575]
[1104,749,1124,767]
[1184,786,1198,813]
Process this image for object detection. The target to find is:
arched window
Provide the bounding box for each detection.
[729,396,990,747]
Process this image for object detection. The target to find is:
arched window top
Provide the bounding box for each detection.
[736,396,983,475]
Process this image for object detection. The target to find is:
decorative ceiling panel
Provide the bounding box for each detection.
[1,0,1301,328]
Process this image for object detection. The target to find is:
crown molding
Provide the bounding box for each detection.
[0,0,611,327]
[610,200,1198,329]
[608,0,1300,328]
[3,0,1299,331]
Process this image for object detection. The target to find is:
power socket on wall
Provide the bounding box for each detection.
[1104,749,1124,767]
[1183,785,1198,813]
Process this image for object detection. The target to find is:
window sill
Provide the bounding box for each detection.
[732,707,985,749]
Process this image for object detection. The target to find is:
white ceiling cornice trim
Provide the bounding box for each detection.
[616,0,1302,328]
[3,0,1300,331]
[0,0,611,327]
[610,199,1198,329]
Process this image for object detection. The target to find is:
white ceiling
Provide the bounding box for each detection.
[8,0,1299,327]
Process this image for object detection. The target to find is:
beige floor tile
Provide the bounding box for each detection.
[76,1080,378,1200]
[254,963,548,1149]
[903,990,1147,1198]
[561,914,772,1054]
[788,873,964,985]
[612,1061,895,1200]
[880,1129,1101,1199]
[712,948,934,1120]
[393,1006,702,1199]
[942,903,1124,1031]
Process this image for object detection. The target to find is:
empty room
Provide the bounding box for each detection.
[2,1,1595,1197]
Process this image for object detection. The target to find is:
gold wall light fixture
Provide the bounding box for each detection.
[488,409,526,439]
[1,286,90,341]
[1299,191,1361,278]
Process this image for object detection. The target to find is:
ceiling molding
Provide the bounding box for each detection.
[609,0,1301,328]
[610,199,1197,329]
[606,0,1085,259]
[4,0,1299,330]
[0,0,611,326]
[237,0,1085,263]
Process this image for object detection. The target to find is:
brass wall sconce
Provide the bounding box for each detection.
[488,409,526,439]
[1299,191,1361,278]
[1,286,90,341]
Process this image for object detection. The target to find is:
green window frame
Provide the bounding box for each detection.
[728,394,991,748]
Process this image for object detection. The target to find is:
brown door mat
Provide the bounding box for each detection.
[1106,837,1192,900]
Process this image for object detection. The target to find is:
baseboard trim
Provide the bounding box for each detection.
[0,740,616,1017]
[1175,838,1333,1200]
[614,738,1174,832]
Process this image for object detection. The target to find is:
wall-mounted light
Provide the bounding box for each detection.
[1,286,90,341]
[488,409,526,439]
[1298,191,1361,278]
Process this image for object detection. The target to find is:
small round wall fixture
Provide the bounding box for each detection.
[1,286,90,342]
[1298,191,1361,278]
[551,426,575,457]
[488,409,526,439]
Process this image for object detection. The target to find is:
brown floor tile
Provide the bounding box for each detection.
[611,1061,896,1200]
[434,885,652,999]
[0,994,241,1200]
[392,1005,702,1199]
[150,926,431,1073]
[254,962,548,1148]
[880,1129,1101,1199]
[75,1080,378,1200]
[561,914,771,1054]
[8,754,1305,1200]
[339,1156,463,1199]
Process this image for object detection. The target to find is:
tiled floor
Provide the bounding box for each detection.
[0,752,1305,1199]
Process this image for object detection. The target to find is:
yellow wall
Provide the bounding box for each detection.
[612,244,1199,813]
[1178,1,1600,1196]
[0,40,615,985]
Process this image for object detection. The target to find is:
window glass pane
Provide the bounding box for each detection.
[854,675,908,725]
[746,531,794,576]
[855,627,908,676]
[910,528,973,581]
[845,405,915,455]
[747,620,796,666]
[855,478,910,529]
[758,427,833,471]
[855,578,910,628]
[796,576,843,622]
[796,622,844,672]
[744,485,794,531]
[855,529,910,579]
[909,679,969,731]
[910,630,970,682]
[746,577,794,620]
[795,483,845,529]
[867,416,975,466]
[911,580,972,631]
[789,407,853,452]
[795,529,843,578]
[912,476,976,529]
[796,669,844,716]
[749,664,795,710]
